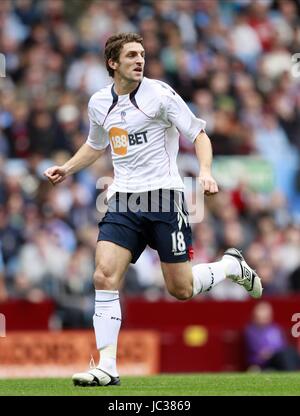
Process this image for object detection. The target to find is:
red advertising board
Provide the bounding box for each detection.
[0,330,160,378]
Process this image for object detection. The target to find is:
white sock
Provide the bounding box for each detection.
[192,257,241,296]
[93,290,121,377]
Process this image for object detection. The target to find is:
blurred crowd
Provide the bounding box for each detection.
[1,0,300,328]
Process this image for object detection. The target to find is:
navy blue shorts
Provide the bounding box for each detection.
[98,189,193,263]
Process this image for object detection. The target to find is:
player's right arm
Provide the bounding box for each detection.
[44,143,105,186]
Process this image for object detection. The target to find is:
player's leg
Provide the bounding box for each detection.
[161,249,263,299]
[72,240,131,387]
[92,240,132,377]
[153,192,262,299]
[150,191,230,298]
[161,257,237,299]
[161,261,193,299]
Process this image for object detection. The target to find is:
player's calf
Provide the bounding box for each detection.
[161,261,193,300]
[167,285,193,300]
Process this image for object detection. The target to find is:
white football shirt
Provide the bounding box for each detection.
[86,77,206,198]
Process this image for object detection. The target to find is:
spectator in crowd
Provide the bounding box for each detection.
[244,301,300,371]
[0,243,8,303]
[289,265,300,292]
[54,244,95,328]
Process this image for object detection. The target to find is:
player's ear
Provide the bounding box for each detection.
[108,58,117,71]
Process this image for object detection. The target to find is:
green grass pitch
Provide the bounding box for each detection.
[0,373,300,396]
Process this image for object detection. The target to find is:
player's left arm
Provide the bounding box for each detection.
[194,130,219,196]
[162,84,218,195]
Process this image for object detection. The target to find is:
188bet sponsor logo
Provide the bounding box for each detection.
[109,127,148,155]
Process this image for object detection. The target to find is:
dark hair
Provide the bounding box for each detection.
[104,32,144,77]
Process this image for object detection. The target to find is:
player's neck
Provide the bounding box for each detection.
[113,76,141,96]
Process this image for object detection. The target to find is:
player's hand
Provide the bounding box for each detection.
[44,165,67,186]
[199,172,219,196]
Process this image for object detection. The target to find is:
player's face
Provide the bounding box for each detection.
[114,42,145,82]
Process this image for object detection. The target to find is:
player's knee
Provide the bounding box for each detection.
[93,264,116,290]
[168,285,192,301]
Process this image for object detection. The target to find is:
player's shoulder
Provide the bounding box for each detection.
[141,77,176,98]
[136,78,177,116]
[88,83,114,110]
